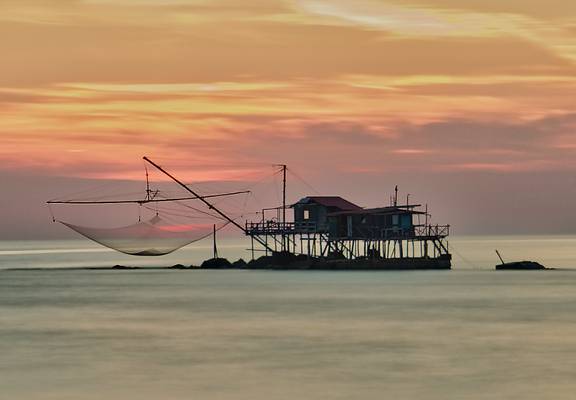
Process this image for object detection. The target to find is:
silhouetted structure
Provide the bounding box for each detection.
[245,175,451,269]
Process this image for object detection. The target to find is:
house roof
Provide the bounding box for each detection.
[328,206,426,216]
[294,196,362,211]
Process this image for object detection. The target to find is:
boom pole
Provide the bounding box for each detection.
[143,156,274,253]
[46,191,250,205]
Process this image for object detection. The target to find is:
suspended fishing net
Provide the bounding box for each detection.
[46,159,253,256]
[47,158,319,256]
[60,215,223,256]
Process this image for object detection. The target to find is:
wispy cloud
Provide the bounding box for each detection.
[0,0,575,182]
[296,0,518,37]
[295,0,576,63]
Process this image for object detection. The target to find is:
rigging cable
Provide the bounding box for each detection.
[47,203,56,222]
[141,204,226,221]
[450,243,482,270]
[288,167,321,195]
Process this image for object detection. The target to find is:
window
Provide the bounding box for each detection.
[304,209,310,220]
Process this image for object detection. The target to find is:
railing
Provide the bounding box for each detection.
[295,221,328,232]
[331,224,450,240]
[414,224,450,238]
[245,221,328,235]
[246,221,449,239]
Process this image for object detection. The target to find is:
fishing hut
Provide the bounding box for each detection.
[48,157,450,269]
[245,169,451,269]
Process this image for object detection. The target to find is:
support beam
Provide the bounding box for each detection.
[47,191,250,205]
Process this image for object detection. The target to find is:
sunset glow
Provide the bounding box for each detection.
[1,0,575,180]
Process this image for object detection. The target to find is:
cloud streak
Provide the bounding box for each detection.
[0,0,575,236]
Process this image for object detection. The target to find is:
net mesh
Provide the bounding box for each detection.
[60,215,214,256]
[48,161,308,257]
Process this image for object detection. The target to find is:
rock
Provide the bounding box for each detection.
[247,252,311,269]
[327,250,346,260]
[169,264,188,269]
[232,258,247,268]
[200,257,233,269]
[112,264,138,269]
[247,255,275,268]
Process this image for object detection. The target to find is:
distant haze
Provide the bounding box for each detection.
[1,0,576,239]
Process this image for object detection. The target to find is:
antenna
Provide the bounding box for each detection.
[274,164,287,251]
[282,164,286,230]
[394,185,398,206]
[145,164,151,201]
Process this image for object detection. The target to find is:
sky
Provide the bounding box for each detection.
[1,0,576,239]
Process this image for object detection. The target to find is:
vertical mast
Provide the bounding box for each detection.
[145,165,151,201]
[282,164,287,228]
[281,164,287,251]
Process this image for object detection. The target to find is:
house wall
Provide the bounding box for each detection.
[328,212,414,239]
[294,204,328,229]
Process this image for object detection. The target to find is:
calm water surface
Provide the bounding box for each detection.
[1,237,576,399]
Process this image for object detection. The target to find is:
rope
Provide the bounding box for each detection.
[47,204,56,222]
[142,204,226,221]
[168,201,226,220]
[155,213,234,243]
[47,180,124,202]
[288,167,321,195]
[450,242,482,270]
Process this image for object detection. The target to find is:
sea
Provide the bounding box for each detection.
[1,235,576,399]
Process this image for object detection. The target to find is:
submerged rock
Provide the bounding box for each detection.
[169,264,188,269]
[112,264,139,269]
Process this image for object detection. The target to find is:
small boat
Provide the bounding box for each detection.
[494,250,547,270]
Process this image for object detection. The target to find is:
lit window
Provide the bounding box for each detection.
[304,210,310,220]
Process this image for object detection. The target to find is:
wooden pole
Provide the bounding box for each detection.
[281,164,287,252]
[213,224,218,259]
[282,165,286,228]
[495,249,505,264]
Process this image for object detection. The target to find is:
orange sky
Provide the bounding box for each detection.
[2,0,576,237]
